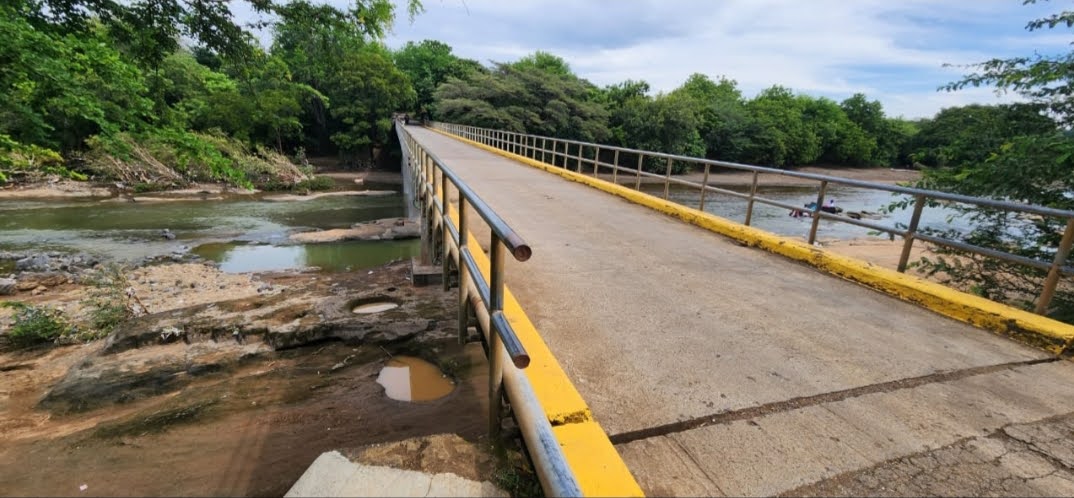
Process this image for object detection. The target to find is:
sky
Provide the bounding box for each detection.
[373,0,1072,119]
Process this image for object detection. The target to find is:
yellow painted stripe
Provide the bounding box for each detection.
[435,128,1074,357]
[443,203,644,496]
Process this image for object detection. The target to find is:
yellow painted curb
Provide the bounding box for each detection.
[434,128,1074,357]
[444,203,643,496]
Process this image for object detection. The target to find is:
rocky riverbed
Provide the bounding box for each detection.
[0,258,533,496]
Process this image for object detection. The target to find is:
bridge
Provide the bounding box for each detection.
[397,122,1074,497]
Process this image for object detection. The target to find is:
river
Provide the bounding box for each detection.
[642,183,980,241]
[0,181,986,273]
[0,190,420,272]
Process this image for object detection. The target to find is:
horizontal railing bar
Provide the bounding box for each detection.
[701,184,753,201]
[420,145,532,262]
[460,246,492,306]
[491,310,531,368]
[914,233,1057,272]
[444,215,460,246]
[446,123,1074,220]
[815,212,908,237]
[461,276,583,497]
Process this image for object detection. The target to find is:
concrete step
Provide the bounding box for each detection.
[286,451,506,497]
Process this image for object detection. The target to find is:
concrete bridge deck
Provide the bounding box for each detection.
[406,126,1074,496]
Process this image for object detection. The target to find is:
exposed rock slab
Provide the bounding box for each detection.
[290,218,419,243]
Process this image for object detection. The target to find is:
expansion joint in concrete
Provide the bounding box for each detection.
[608,357,1059,445]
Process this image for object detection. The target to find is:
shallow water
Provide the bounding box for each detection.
[352,302,400,314]
[375,356,454,402]
[0,192,412,265]
[191,240,418,273]
[641,183,980,241]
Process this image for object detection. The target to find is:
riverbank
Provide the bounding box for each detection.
[0,261,527,496]
[0,170,403,201]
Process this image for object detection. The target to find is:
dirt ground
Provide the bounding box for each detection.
[0,265,497,497]
[820,237,928,270]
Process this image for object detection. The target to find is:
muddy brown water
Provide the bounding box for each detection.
[376,356,455,402]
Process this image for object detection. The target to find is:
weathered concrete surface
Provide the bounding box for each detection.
[285,451,505,497]
[407,126,1074,496]
[787,410,1074,496]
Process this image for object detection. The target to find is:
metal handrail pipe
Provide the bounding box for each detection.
[748,196,816,214]
[913,233,1070,274]
[465,287,583,496]
[420,145,532,262]
[460,246,492,307]
[436,123,1074,220]
[701,184,753,201]
[815,212,909,237]
[444,215,461,247]
[491,310,531,368]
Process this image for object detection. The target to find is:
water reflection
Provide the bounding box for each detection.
[192,240,419,273]
[376,356,454,402]
[0,193,406,261]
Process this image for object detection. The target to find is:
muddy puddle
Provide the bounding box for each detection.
[376,356,455,402]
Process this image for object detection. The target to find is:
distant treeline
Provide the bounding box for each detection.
[0,0,1061,186]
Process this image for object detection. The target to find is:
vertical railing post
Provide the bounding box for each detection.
[457,196,470,344]
[807,181,829,245]
[745,171,759,226]
[635,154,644,190]
[663,157,673,200]
[699,163,711,211]
[612,150,620,185]
[593,146,601,176]
[1036,218,1074,314]
[576,144,583,173]
[488,237,506,438]
[442,172,451,292]
[897,194,927,273]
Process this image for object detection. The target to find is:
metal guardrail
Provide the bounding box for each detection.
[433,122,1074,316]
[395,122,583,497]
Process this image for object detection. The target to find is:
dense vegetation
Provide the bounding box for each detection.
[5,0,1062,186]
[907,2,1074,321]
[0,0,421,189]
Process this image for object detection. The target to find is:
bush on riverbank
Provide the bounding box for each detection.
[0,134,86,185]
[84,129,313,190]
[0,301,72,348]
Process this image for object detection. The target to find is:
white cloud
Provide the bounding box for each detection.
[386,0,1070,118]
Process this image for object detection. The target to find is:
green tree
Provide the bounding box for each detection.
[0,5,151,150]
[907,104,1055,171]
[393,40,483,116]
[434,52,609,142]
[910,2,1074,320]
[742,86,819,167]
[801,96,876,166]
[328,44,416,157]
[669,74,754,162]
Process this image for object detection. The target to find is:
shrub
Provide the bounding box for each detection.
[80,264,135,339]
[1,301,72,347]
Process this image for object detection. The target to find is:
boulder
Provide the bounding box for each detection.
[0,277,15,296]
